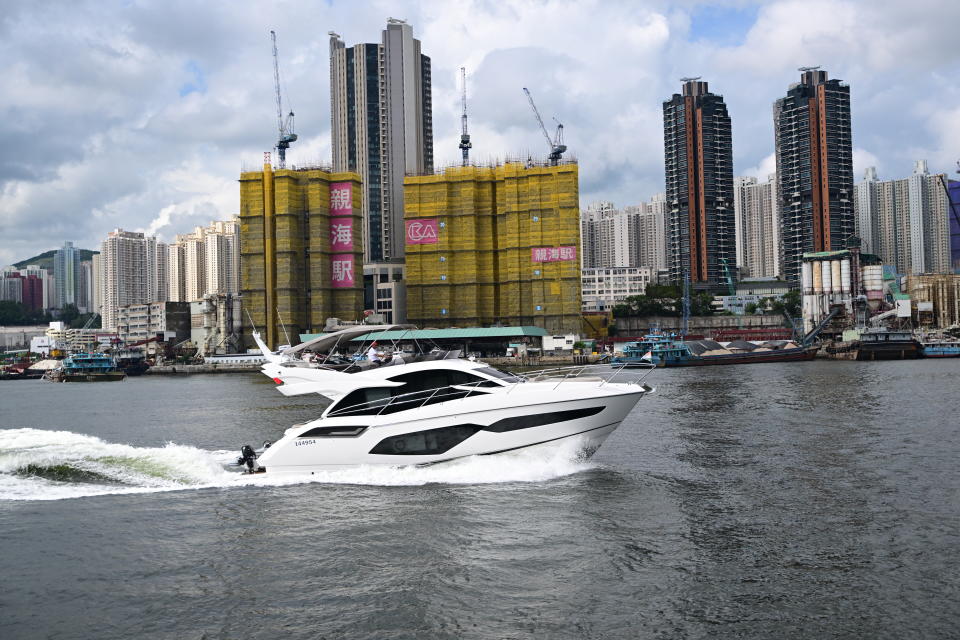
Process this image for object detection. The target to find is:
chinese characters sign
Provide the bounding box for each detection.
[531,246,577,262]
[330,182,354,288]
[330,218,352,252]
[330,182,352,215]
[406,219,439,245]
[331,254,354,288]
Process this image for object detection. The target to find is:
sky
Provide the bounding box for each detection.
[1,0,959,264]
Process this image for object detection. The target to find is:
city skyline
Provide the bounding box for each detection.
[1,1,959,265]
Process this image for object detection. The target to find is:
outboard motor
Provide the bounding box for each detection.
[238,444,258,473]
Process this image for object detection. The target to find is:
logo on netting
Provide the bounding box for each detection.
[406,219,439,245]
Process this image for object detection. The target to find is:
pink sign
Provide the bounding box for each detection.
[331,254,354,288]
[330,182,352,215]
[330,217,353,252]
[531,246,577,262]
[406,219,439,245]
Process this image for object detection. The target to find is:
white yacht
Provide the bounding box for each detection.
[239,329,654,474]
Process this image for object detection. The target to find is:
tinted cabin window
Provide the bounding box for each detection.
[485,406,604,433]
[369,425,482,455]
[369,406,607,456]
[299,426,367,437]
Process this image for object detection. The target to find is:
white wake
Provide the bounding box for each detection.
[0,428,596,501]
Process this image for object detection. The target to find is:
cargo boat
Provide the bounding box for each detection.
[50,353,127,382]
[612,332,819,367]
[919,340,960,358]
[824,328,920,361]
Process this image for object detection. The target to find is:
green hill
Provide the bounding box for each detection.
[13,248,99,271]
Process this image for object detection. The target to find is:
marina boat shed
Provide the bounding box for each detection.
[342,326,549,357]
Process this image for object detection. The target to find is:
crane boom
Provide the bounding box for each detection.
[523,87,554,151]
[271,30,283,136]
[270,30,297,169]
[523,87,567,165]
[459,66,471,165]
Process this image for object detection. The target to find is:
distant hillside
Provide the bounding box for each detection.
[13,248,99,271]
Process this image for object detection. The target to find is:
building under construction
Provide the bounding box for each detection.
[239,158,364,350]
[404,161,581,333]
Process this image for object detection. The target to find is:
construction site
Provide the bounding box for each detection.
[403,161,582,334]
[239,159,365,350]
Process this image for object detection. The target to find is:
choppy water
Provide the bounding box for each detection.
[1,361,958,639]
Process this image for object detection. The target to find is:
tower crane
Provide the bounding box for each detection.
[522,87,566,165]
[459,67,471,166]
[271,30,297,169]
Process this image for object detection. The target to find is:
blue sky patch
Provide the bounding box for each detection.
[689,4,759,46]
[179,60,207,97]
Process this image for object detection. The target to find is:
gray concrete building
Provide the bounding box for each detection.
[54,241,80,309]
[579,196,666,272]
[734,174,781,278]
[330,19,433,264]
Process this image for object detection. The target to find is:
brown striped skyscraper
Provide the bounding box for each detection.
[662,79,735,291]
[774,68,854,284]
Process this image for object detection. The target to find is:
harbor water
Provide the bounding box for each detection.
[1,360,958,638]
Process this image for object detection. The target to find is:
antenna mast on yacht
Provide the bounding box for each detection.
[277,308,291,346]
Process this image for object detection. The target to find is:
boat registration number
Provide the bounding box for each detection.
[295,439,317,447]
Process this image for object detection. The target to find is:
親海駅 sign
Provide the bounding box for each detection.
[531,246,576,262]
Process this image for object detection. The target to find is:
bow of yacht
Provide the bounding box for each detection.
[239,340,654,474]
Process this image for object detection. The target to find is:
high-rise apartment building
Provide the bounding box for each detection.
[166,218,239,302]
[54,241,80,309]
[99,229,165,330]
[404,162,581,333]
[0,267,44,311]
[627,194,668,273]
[663,79,734,289]
[579,196,667,272]
[330,19,433,265]
[774,68,854,284]
[853,161,951,274]
[734,174,781,278]
[78,260,93,313]
[91,254,102,315]
[204,219,240,296]
[167,244,186,302]
[580,202,628,268]
[239,158,364,349]
[950,181,960,272]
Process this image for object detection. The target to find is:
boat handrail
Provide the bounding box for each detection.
[508,362,655,392]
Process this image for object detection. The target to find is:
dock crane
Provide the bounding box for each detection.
[522,87,566,165]
[270,30,297,169]
[459,67,471,166]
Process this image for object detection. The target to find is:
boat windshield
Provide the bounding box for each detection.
[328,368,499,416]
[472,367,523,384]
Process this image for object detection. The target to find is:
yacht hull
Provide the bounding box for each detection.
[255,384,648,475]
